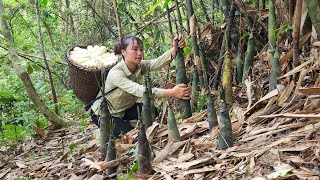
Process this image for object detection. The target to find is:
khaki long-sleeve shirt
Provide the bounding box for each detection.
[91,48,174,118]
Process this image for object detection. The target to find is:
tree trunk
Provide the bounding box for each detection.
[0,0,67,128]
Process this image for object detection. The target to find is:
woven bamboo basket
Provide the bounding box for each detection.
[66,46,102,104]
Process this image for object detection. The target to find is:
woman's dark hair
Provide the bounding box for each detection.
[114,35,143,55]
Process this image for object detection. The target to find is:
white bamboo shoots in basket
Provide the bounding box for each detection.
[69,45,118,70]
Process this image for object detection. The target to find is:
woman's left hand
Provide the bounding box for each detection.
[172,34,185,58]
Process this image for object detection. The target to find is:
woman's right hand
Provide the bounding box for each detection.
[171,84,191,99]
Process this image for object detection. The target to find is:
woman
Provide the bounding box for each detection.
[91,34,190,137]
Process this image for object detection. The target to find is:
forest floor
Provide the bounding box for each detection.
[0,103,319,180]
[1,41,320,180]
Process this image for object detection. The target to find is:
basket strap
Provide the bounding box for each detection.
[84,87,118,111]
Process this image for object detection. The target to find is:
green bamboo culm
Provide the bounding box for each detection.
[173,0,192,119]
[220,0,229,19]
[305,0,320,36]
[99,98,111,160]
[106,124,116,175]
[167,99,181,142]
[268,0,279,92]
[142,75,153,128]
[175,45,192,119]
[174,0,184,32]
[236,44,243,84]
[242,31,255,83]
[199,39,218,132]
[199,42,209,78]
[145,73,156,123]
[191,66,199,112]
[217,87,234,150]
[187,0,204,87]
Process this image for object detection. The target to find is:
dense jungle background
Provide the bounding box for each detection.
[0,0,320,179]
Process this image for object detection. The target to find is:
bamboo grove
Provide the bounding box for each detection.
[1,0,320,176]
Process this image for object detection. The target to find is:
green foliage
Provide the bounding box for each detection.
[78,118,88,133]
[117,162,138,180]
[146,0,165,15]
[1,14,9,21]
[1,0,221,146]
[240,32,250,41]
[274,24,293,40]
[0,124,32,145]
[197,94,207,112]
[40,0,49,7]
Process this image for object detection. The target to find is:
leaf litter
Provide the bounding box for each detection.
[1,32,320,180]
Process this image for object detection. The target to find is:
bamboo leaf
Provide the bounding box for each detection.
[183,47,191,56]
[145,0,164,15]
[163,0,170,9]
[40,0,49,7]
[27,64,33,74]
[1,14,9,21]
[240,32,249,40]
[32,64,42,71]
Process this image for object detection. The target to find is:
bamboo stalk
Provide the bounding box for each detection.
[198,28,218,132]
[268,0,280,92]
[112,0,122,39]
[269,50,280,91]
[292,0,303,66]
[166,6,174,37]
[189,14,204,87]
[105,132,116,174]
[217,87,234,150]
[191,67,199,112]
[213,1,236,90]
[305,0,320,37]
[222,50,233,110]
[242,30,255,83]
[236,44,243,84]
[175,45,192,119]
[220,0,229,18]
[142,75,153,128]
[99,99,111,160]
[146,74,156,124]
[167,99,181,142]
[174,0,192,119]
[175,0,184,32]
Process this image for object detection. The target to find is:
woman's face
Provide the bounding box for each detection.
[122,39,143,65]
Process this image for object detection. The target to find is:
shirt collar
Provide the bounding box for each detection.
[120,60,142,77]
